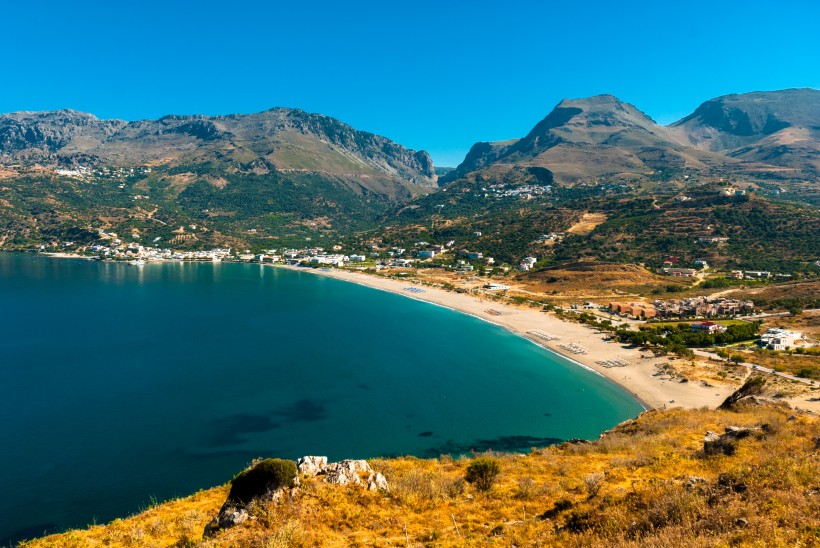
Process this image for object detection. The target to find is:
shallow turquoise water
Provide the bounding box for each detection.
[0,253,642,543]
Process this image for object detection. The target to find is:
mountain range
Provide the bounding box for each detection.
[443,88,819,188]
[0,107,438,196]
[0,89,817,258]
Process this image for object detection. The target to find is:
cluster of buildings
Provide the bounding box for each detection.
[660,256,709,277]
[269,247,368,266]
[608,303,657,319]
[663,267,698,277]
[53,165,152,179]
[651,297,755,318]
[608,296,755,319]
[536,233,564,243]
[483,183,552,199]
[661,267,792,281]
[77,240,374,265]
[728,270,792,281]
[87,242,232,262]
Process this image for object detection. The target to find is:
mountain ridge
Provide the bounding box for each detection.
[0,107,441,248]
[0,106,438,190]
[0,89,817,254]
[443,89,819,188]
[668,88,820,173]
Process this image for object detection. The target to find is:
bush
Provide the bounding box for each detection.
[584,472,606,498]
[719,375,766,410]
[228,458,297,504]
[465,457,501,492]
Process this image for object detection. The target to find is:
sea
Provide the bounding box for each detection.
[0,253,643,543]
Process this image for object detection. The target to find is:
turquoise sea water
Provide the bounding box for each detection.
[0,253,642,543]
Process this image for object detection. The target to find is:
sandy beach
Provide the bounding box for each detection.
[27,253,819,414]
[275,265,742,411]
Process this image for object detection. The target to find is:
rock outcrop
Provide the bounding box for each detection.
[205,458,299,537]
[206,455,390,537]
[296,455,327,476]
[703,426,760,456]
[297,456,389,492]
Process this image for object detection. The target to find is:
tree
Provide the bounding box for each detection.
[465,457,501,492]
[719,375,766,410]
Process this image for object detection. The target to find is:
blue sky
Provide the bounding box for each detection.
[3,0,818,166]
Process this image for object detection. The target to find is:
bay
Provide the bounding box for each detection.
[0,253,642,543]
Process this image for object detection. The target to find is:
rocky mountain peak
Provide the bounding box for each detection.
[670,88,820,151]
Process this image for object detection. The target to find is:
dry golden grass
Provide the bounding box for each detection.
[739,349,820,381]
[764,309,820,339]
[23,487,227,547]
[566,213,608,236]
[523,262,676,298]
[24,404,820,547]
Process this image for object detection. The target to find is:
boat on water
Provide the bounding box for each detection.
[129,259,145,266]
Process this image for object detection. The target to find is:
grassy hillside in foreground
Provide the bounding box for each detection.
[24,403,819,547]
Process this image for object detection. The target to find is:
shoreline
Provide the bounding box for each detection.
[39,252,94,260]
[18,253,817,412]
[274,265,731,412]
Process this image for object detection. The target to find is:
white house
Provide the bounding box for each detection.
[484,283,510,291]
[760,328,802,351]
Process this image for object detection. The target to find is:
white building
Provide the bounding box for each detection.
[309,254,346,266]
[760,328,802,351]
[484,283,510,291]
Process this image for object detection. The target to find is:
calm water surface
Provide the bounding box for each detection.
[0,253,642,543]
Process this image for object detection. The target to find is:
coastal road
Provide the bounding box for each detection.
[692,349,816,386]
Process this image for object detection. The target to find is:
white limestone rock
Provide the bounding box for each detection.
[324,459,373,486]
[367,472,389,491]
[297,455,328,476]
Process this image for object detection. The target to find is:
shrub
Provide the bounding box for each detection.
[515,476,536,500]
[465,457,501,491]
[584,472,605,498]
[228,458,297,504]
[719,375,766,410]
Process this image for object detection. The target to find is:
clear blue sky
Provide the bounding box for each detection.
[3,0,818,166]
